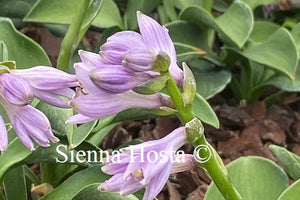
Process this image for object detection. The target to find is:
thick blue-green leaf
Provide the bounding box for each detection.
[123,0,161,29]
[204,156,289,200]
[0,17,50,68]
[0,0,37,19]
[166,21,222,66]
[40,163,78,187]
[40,166,109,200]
[192,93,219,128]
[278,179,300,200]
[291,22,300,54]
[24,0,123,28]
[3,166,27,200]
[226,27,299,80]
[249,21,280,42]
[188,60,231,99]
[264,60,300,91]
[0,137,31,182]
[35,101,73,137]
[73,183,139,200]
[180,1,253,48]
[241,0,277,10]
[70,120,97,148]
[270,145,300,180]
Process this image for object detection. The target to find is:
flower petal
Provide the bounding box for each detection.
[0,115,8,151]
[137,12,183,82]
[143,161,172,200]
[100,31,146,64]
[66,114,98,124]
[79,50,104,66]
[0,73,33,106]
[11,66,78,90]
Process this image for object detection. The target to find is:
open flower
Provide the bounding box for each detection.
[0,72,59,150]
[10,66,79,108]
[99,127,194,200]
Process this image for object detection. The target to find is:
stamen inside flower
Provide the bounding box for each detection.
[132,169,144,179]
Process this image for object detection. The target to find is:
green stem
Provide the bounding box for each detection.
[164,71,243,200]
[164,72,194,123]
[57,0,91,72]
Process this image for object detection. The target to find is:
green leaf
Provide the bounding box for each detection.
[278,179,300,200]
[192,93,219,128]
[269,145,300,180]
[24,165,40,185]
[24,0,123,28]
[88,123,118,146]
[291,22,300,54]
[73,183,139,200]
[3,166,27,200]
[264,60,300,91]
[173,0,204,10]
[40,166,109,200]
[35,101,73,137]
[0,17,50,68]
[123,0,161,29]
[40,163,77,187]
[189,60,231,99]
[249,21,280,43]
[92,0,123,28]
[0,137,31,182]
[0,0,37,19]
[166,20,222,66]
[241,0,277,10]
[226,27,299,80]
[180,1,253,48]
[70,120,98,148]
[204,156,289,200]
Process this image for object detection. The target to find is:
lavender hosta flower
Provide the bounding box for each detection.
[0,73,33,106]
[100,12,183,83]
[89,65,153,93]
[10,66,79,108]
[0,78,59,150]
[0,115,8,152]
[99,127,193,200]
[10,105,59,150]
[67,90,169,124]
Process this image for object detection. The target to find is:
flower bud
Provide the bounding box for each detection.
[122,49,155,72]
[152,51,171,73]
[182,63,196,106]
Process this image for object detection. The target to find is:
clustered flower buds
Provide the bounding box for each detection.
[0,11,197,200]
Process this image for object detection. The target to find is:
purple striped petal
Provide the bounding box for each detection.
[0,73,33,106]
[0,115,8,151]
[9,105,59,149]
[90,66,152,93]
[100,31,146,64]
[73,63,104,94]
[137,12,183,82]
[66,114,98,124]
[70,91,165,119]
[33,88,74,108]
[122,49,155,72]
[143,161,172,200]
[79,50,104,66]
[11,66,78,90]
